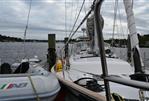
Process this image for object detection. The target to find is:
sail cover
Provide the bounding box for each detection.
[86,14,94,40]
[86,14,94,50]
[86,13,104,52]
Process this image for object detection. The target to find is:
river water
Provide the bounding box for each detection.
[0,42,149,70]
[113,47,149,70]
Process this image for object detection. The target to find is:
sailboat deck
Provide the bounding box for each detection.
[69,56,133,75]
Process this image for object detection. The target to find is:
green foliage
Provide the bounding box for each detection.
[0,34,23,42]
[138,34,149,47]
[104,38,127,47]
[104,34,149,48]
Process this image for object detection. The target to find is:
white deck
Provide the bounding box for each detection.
[70,56,133,75]
[54,55,144,100]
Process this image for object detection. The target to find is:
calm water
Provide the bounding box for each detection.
[0,42,149,69]
[0,42,64,64]
[0,42,48,64]
[113,48,149,69]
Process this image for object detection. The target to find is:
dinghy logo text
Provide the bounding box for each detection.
[0,82,28,90]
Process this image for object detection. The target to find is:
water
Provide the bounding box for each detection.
[0,42,149,69]
[0,42,47,64]
[113,48,149,69]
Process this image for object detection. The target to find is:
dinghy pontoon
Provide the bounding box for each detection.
[0,59,60,101]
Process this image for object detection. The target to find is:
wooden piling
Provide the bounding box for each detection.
[64,37,70,68]
[47,34,56,72]
[64,37,69,58]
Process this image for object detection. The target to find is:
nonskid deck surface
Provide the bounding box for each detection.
[55,55,148,100]
[69,56,133,75]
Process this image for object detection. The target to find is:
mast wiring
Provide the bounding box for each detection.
[23,0,32,58]
[66,0,96,44]
[65,0,67,37]
[24,0,32,44]
[67,0,85,39]
[59,0,96,59]
[68,1,74,35]
[111,0,118,47]
[73,0,79,32]
[84,2,87,15]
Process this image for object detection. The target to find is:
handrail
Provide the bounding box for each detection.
[105,76,149,91]
[56,75,106,101]
[95,0,149,101]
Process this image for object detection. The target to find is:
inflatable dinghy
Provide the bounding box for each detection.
[0,59,60,101]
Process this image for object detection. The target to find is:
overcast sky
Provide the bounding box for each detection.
[0,0,149,40]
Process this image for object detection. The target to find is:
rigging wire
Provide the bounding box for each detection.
[23,0,32,59]
[58,0,96,72]
[73,0,79,32]
[84,0,87,15]
[67,0,86,39]
[67,0,96,43]
[59,0,87,60]
[83,0,87,33]
[117,1,128,59]
[60,0,96,54]
[68,1,74,34]
[63,9,92,50]
[111,0,118,47]
[117,0,133,59]
[118,5,125,39]
[65,0,67,37]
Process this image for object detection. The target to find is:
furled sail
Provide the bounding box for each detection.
[86,14,95,51]
[123,0,144,73]
[86,12,104,54]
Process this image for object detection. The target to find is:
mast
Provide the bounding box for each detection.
[123,0,144,73]
[94,0,111,101]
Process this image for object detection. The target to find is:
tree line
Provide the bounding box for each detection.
[104,34,149,48]
[0,34,149,47]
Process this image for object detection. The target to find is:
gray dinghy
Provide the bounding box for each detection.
[0,61,60,101]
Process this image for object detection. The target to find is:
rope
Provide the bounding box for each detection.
[28,75,40,101]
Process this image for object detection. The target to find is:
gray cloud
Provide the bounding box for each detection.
[0,0,149,40]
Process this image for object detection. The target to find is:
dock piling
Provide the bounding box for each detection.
[47,34,56,72]
[64,37,70,68]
